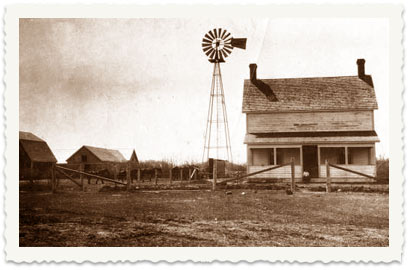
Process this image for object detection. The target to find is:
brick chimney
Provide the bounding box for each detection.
[357,58,366,79]
[249,63,257,82]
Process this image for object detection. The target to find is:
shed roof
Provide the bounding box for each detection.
[68,145,127,163]
[19,131,57,163]
[242,76,378,113]
[130,149,139,163]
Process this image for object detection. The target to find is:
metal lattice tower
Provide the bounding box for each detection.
[202,61,233,163]
[201,28,247,164]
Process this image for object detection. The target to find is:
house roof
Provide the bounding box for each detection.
[242,76,378,113]
[19,131,57,163]
[67,145,127,163]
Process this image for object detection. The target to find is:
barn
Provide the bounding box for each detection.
[19,131,57,180]
[66,145,127,173]
[242,59,379,182]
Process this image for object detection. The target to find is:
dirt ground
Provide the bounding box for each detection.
[19,181,389,247]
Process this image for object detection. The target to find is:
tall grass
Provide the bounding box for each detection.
[376,157,389,183]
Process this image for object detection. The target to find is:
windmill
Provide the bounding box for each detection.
[201,28,246,183]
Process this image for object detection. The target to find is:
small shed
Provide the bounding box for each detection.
[66,145,127,173]
[19,131,57,180]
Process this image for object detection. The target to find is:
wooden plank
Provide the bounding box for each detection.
[319,165,375,178]
[290,158,295,192]
[329,163,376,179]
[247,111,373,133]
[56,167,82,187]
[51,164,56,193]
[326,159,331,193]
[218,163,291,184]
[80,163,84,192]
[212,162,217,190]
[126,162,131,191]
[169,168,173,186]
[248,165,303,178]
[55,165,126,185]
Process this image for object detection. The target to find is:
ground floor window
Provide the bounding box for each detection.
[348,147,373,165]
[320,147,345,164]
[276,148,300,165]
[251,148,274,166]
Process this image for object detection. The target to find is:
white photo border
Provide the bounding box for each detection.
[4,4,403,262]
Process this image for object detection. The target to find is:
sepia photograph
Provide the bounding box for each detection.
[4,3,403,263]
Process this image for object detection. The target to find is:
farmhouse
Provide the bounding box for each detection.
[19,131,57,180]
[66,145,127,172]
[242,59,379,182]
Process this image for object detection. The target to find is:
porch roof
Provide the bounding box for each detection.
[244,131,379,144]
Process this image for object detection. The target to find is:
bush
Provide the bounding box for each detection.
[376,158,389,183]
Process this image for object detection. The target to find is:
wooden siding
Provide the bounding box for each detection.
[247,111,373,133]
[248,165,303,179]
[319,165,376,178]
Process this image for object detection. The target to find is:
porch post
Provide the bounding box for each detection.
[345,146,349,165]
[317,146,321,178]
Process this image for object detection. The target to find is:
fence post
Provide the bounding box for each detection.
[169,168,173,186]
[137,168,141,182]
[188,168,192,181]
[154,168,158,186]
[180,168,183,181]
[30,161,34,184]
[325,159,331,193]
[114,164,118,182]
[290,157,295,193]
[51,163,56,193]
[126,162,131,191]
[213,162,217,191]
[80,163,85,192]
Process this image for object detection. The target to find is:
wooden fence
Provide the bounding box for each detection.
[50,162,205,192]
[325,160,377,193]
[217,158,296,192]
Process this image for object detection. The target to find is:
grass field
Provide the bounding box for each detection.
[19,180,389,247]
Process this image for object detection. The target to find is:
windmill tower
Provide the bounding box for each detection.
[201,28,246,181]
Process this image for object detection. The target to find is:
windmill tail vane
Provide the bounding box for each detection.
[202,28,247,62]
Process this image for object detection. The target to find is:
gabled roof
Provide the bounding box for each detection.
[130,149,139,163]
[19,131,57,163]
[242,76,378,113]
[67,145,127,163]
[19,131,43,142]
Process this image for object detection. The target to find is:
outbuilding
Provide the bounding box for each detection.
[19,131,57,180]
[66,145,127,173]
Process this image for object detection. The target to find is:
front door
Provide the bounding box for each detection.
[302,145,318,178]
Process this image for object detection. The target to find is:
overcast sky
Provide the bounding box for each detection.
[19,18,389,164]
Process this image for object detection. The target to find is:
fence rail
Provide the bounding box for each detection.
[217,159,296,192]
[56,165,126,186]
[325,160,377,193]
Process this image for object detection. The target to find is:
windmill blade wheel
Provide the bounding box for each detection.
[202,28,245,62]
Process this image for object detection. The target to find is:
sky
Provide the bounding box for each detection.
[19,18,389,164]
